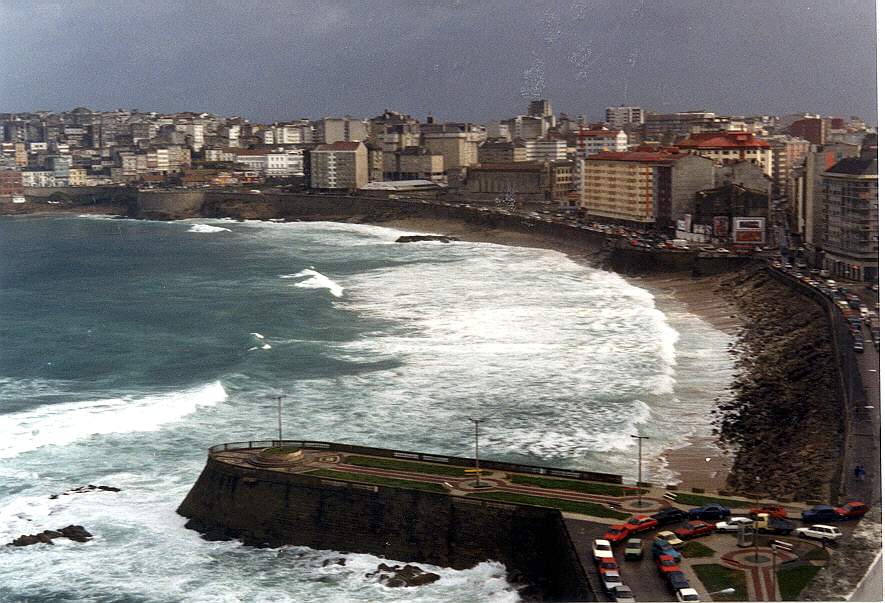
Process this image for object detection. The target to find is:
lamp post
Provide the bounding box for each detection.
[630,434,649,509]
[276,396,283,443]
[469,417,486,488]
[753,476,762,562]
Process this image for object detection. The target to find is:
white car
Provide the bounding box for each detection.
[796,524,843,541]
[592,539,613,559]
[601,570,623,592]
[612,585,636,602]
[677,588,701,602]
[716,517,754,532]
[655,531,684,548]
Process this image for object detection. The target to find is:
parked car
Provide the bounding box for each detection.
[611,585,636,603]
[674,520,716,539]
[597,557,618,575]
[716,516,754,532]
[795,524,843,541]
[651,539,682,563]
[624,538,644,561]
[802,505,845,523]
[837,501,870,519]
[603,526,633,543]
[677,588,701,602]
[854,340,865,353]
[749,505,788,519]
[652,507,689,526]
[656,554,681,575]
[666,571,691,593]
[754,513,796,535]
[689,504,731,520]
[623,515,658,533]
[592,539,614,559]
[655,531,684,548]
[601,570,623,592]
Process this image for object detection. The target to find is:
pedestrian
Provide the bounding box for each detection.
[858,465,866,481]
[854,465,862,478]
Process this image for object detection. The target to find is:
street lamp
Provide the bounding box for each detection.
[630,434,650,509]
[469,417,486,488]
[276,396,283,443]
[708,587,736,597]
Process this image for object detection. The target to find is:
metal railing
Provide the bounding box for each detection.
[208,439,624,484]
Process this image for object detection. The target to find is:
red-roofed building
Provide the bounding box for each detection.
[675,131,773,177]
[785,117,829,146]
[578,151,715,227]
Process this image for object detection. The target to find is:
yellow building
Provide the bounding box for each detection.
[68,168,87,186]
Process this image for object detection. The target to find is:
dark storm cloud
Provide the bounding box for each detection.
[0,0,877,123]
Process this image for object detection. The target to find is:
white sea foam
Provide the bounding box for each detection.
[251,332,265,339]
[0,381,227,459]
[187,224,231,233]
[282,269,344,297]
[261,343,272,350]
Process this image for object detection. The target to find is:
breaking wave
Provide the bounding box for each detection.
[281,268,344,297]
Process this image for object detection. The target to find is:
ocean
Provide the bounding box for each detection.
[0,215,733,602]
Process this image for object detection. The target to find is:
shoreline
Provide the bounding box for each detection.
[366,215,739,493]
[8,208,738,493]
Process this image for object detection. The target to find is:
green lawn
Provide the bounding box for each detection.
[308,469,448,493]
[674,492,752,508]
[508,475,646,497]
[680,541,715,558]
[343,455,490,477]
[467,491,629,519]
[692,564,749,601]
[778,565,821,600]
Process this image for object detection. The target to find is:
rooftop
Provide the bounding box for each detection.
[675,131,770,149]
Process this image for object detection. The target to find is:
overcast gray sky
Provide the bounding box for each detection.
[0,0,877,123]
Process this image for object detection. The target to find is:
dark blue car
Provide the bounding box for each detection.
[801,505,844,523]
[652,507,689,526]
[687,504,731,520]
[666,571,691,593]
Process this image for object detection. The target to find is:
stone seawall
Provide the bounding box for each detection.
[177,456,594,602]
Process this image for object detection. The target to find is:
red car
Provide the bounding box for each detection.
[603,526,632,543]
[597,557,619,575]
[674,520,716,540]
[749,505,788,519]
[604,515,658,542]
[656,554,681,575]
[838,501,870,519]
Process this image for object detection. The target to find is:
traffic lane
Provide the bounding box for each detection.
[562,519,674,603]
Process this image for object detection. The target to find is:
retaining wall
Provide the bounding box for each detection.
[177,454,594,602]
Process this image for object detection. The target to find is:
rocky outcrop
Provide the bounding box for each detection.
[49,484,120,499]
[714,266,842,500]
[8,525,92,546]
[395,235,457,243]
[366,563,441,588]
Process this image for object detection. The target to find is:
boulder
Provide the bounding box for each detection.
[8,526,90,547]
[395,235,457,244]
[367,562,440,587]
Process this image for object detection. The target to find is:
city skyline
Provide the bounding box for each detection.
[0,0,878,124]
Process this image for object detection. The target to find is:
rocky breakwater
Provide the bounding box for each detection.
[8,525,92,547]
[714,266,842,501]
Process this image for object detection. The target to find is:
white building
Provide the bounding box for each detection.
[234,148,304,177]
[522,139,568,161]
[576,128,628,158]
[21,170,56,187]
[605,106,644,128]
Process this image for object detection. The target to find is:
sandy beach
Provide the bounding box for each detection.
[368,215,740,493]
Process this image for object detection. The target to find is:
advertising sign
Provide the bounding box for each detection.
[713,216,729,237]
[733,217,765,244]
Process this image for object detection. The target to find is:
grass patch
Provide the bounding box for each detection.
[308,469,448,493]
[508,475,646,497]
[680,541,715,558]
[804,547,829,561]
[344,455,490,477]
[674,492,751,508]
[778,565,821,600]
[692,564,748,601]
[262,446,302,455]
[467,491,629,519]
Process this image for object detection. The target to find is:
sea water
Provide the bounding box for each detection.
[0,215,733,602]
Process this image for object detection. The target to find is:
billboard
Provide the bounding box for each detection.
[713,216,729,237]
[733,217,765,243]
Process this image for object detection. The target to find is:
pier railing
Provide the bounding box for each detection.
[208,439,624,485]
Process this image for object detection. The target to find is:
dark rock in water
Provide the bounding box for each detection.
[395,235,457,244]
[322,557,347,567]
[8,526,91,547]
[59,525,92,542]
[367,562,441,587]
[50,484,121,499]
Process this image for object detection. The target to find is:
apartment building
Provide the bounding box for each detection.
[821,155,878,281]
[309,141,368,190]
[675,131,772,177]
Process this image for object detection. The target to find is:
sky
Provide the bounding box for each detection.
[0,0,878,124]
